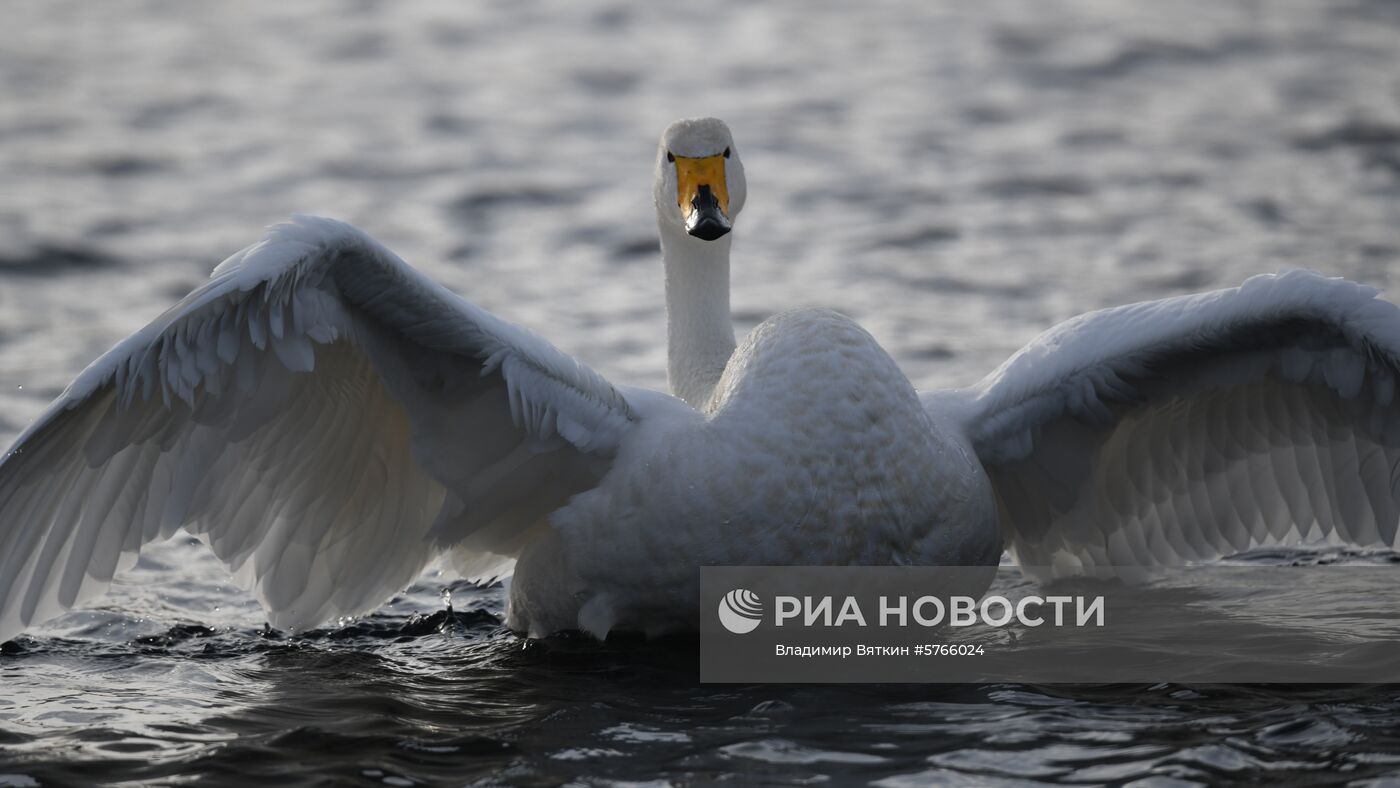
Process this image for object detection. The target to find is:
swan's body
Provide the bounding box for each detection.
[512,309,1000,636]
[2,118,1399,643]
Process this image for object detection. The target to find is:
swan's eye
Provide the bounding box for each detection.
[666,151,675,163]
[723,147,731,159]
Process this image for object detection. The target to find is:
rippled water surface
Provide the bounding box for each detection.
[4,0,1400,784]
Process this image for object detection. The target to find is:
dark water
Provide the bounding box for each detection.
[8,568,1400,786]
[3,0,1400,784]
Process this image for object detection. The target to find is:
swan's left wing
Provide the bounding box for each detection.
[930,270,1400,578]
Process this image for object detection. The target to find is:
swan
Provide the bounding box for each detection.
[3,116,1400,643]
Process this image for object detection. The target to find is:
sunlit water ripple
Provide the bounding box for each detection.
[3,0,1400,784]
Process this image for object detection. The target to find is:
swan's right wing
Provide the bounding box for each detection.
[0,216,636,641]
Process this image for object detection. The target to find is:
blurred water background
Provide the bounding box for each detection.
[2,0,1400,784]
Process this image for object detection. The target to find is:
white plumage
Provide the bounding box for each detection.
[0,215,636,638]
[932,270,1400,579]
[1,118,1398,642]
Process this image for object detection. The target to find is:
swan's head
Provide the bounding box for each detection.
[654,117,746,242]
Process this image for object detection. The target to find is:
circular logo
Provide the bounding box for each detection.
[718,588,764,634]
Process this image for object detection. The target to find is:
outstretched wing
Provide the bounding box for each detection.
[0,216,636,641]
[930,270,1400,578]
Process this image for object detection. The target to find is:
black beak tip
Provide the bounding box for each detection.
[687,218,732,241]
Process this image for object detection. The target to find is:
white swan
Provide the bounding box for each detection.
[3,117,1400,642]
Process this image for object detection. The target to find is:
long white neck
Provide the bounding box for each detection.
[660,221,736,409]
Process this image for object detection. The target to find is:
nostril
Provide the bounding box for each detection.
[691,185,724,214]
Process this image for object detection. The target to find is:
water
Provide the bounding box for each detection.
[2,0,1400,783]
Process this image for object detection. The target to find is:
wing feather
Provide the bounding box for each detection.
[935,270,1400,578]
[0,215,636,641]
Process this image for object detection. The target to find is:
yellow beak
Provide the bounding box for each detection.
[674,154,731,241]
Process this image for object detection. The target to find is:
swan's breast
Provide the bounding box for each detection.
[710,308,922,431]
[701,307,992,565]
[711,309,896,419]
